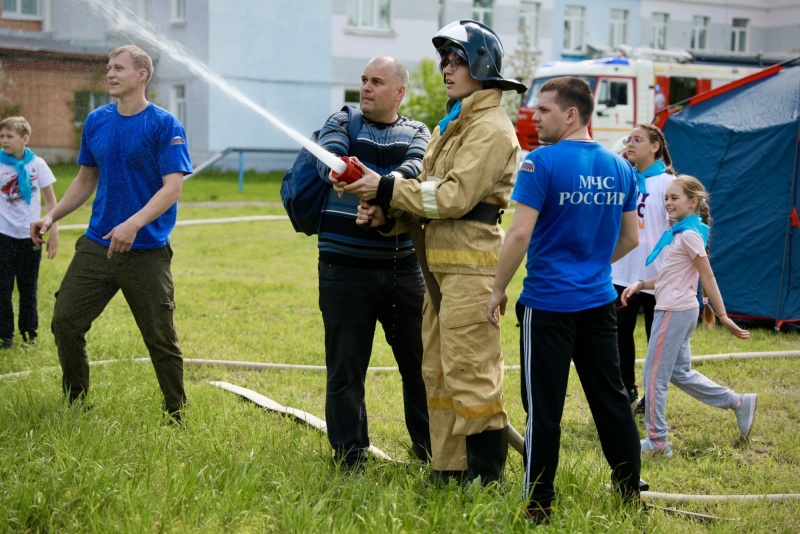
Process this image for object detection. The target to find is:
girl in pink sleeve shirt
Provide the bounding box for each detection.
[620,175,754,457]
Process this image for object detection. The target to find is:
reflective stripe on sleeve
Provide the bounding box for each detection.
[421,179,440,219]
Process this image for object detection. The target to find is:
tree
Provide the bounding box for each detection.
[0,62,21,119]
[401,58,448,133]
[501,23,539,124]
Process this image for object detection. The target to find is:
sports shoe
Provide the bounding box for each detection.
[640,437,672,457]
[628,384,639,404]
[634,396,645,415]
[21,331,37,345]
[525,504,552,524]
[734,393,757,439]
[0,338,12,349]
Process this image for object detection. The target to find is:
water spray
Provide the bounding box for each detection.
[80,0,363,183]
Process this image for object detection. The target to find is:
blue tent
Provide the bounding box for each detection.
[663,64,800,330]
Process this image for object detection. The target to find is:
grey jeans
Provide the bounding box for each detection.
[643,308,738,446]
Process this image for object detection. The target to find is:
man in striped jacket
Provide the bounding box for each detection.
[315,56,431,472]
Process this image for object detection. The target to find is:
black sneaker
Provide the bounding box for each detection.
[628,384,639,404]
[525,505,552,524]
[0,338,12,349]
[428,470,466,486]
[634,396,646,415]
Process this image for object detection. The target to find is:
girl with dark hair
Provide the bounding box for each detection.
[612,123,675,412]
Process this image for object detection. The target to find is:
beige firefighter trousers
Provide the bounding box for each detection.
[422,271,508,471]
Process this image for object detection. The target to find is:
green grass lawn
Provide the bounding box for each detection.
[1,166,799,532]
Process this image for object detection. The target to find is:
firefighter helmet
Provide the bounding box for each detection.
[433,19,527,94]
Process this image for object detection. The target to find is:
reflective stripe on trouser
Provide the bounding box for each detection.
[644,309,739,446]
[422,271,507,471]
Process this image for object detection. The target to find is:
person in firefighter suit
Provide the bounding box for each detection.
[342,20,526,485]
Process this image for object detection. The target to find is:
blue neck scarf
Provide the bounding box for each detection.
[0,147,36,204]
[634,160,667,196]
[646,214,709,266]
[438,101,462,135]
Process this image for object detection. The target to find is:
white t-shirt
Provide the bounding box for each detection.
[0,156,56,239]
[611,171,673,293]
[654,230,707,312]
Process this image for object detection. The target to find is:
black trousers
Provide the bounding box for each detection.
[318,261,430,465]
[517,301,641,508]
[614,284,656,392]
[0,232,42,340]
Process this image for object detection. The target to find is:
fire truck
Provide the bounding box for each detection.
[515,54,762,153]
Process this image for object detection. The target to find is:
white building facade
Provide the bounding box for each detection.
[0,0,797,168]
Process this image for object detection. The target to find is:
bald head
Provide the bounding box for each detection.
[368,56,409,87]
[360,56,408,123]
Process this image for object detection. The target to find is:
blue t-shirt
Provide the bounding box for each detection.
[513,140,637,312]
[78,103,192,249]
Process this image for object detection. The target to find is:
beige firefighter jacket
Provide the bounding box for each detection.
[389,88,520,275]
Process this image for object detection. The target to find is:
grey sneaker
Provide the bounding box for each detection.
[641,437,672,457]
[734,393,757,439]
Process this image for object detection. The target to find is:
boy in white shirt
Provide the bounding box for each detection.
[0,116,58,348]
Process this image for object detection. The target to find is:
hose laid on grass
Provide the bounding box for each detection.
[3,351,800,505]
[641,491,800,502]
[158,350,800,374]
[3,350,798,380]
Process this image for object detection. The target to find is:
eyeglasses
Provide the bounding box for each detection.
[438,54,467,73]
[623,136,645,147]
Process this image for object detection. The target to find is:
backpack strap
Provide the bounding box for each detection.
[341,105,364,154]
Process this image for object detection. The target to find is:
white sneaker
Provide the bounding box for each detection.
[734,393,757,439]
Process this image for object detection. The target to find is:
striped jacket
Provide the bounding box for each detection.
[316,111,430,268]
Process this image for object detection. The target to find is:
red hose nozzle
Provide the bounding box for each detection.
[331,156,363,184]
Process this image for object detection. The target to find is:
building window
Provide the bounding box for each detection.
[344,89,360,107]
[2,0,41,19]
[691,16,708,50]
[519,1,540,50]
[650,12,668,50]
[73,90,111,125]
[171,0,186,23]
[731,18,748,52]
[609,9,628,48]
[472,0,493,27]
[563,5,585,53]
[171,85,187,126]
[346,0,391,31]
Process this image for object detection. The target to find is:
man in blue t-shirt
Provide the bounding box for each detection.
[32,45,192,421]
[486,77,641,521]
